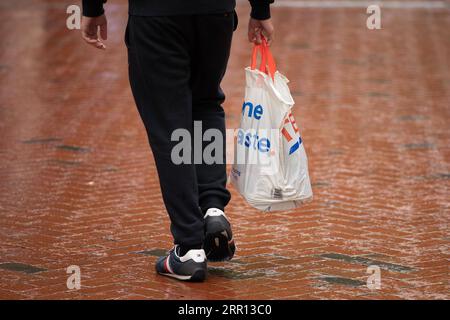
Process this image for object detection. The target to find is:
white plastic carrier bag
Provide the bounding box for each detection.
[230,39,313,212]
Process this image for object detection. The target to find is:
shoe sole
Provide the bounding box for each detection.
[204,221,236,262]
[157,268,206,282]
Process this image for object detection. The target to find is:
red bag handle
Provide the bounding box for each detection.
[250,37,277,80]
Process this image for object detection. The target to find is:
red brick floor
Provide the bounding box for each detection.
[0,1,449,299]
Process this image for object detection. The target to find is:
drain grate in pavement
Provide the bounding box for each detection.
[367,92,390,97]
[402,143,435,150]
[22,138,62,144]
[291,43,310,49]
[102,165,119,172]
[320,276,366,287]
[311,181,331,188]
[327,149,344,155]
[136,249,167,257]
[411,173,450,181]
[397,115,428,122]
[341,58,362,65]
[320,253,414,273]
[0,262,46,274]
[209,267,267,280]
[290,91,303,96]
[56,145,91,152]
[366,78,390,84]
[0,64,9,72]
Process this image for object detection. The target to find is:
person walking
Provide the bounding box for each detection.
[81,0,275,282]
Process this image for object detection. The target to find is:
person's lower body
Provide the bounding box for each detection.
[126,13,236,281]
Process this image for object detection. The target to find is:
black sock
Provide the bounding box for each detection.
[177,244,202,257]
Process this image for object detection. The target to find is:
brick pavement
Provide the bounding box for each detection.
[0,0,449,299]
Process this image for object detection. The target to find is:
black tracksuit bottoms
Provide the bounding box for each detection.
[125,13,235,248]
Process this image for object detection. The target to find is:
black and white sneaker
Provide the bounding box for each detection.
[155,245,207,282]
[204,208,236,262]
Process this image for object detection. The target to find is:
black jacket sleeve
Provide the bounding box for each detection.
[82,1,274,20]
[249,0,274,20]
[82,0,106,17]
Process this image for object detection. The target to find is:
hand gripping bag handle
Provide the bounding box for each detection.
[250,37,277,80]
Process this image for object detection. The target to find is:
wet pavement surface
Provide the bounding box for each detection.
[0,0,449,299]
